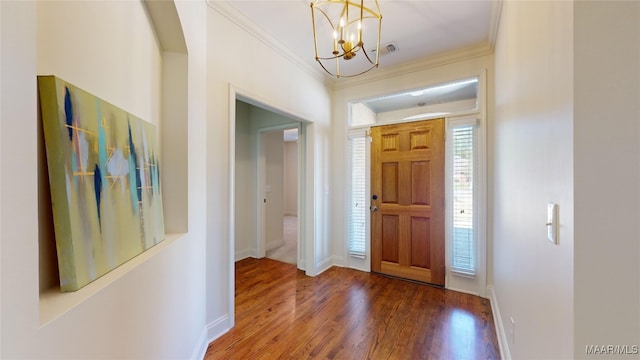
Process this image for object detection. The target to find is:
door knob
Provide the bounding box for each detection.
[370,205,378,212]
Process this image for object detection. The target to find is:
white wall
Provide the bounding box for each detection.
[573,1,640,356]
[493,1,574,358]
[206,3,332,340]
[351,102,376,127]
[284,141,298,216]
[264,131,284,250]
[1,0,209,358]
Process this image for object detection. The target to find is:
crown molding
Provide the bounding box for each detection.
[205,1,503,91]
[488,0,504,50]
[205,0,333,87]
[333,42,494,90]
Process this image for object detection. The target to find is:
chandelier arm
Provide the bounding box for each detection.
[316,60,377,78]
[360,48,375,65]
[312,7,338,30]
[313,0,381,18]
[311,0,382,78]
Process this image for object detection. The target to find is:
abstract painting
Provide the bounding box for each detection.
[38,76,165,292]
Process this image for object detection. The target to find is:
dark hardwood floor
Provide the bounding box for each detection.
[205,258,500,360]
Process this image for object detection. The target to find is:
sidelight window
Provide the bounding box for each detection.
[450,121,478,276]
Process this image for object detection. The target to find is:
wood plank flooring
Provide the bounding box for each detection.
[205,258,500,360]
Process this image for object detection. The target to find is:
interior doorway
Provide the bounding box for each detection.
[233,98,304,268]
[262,128,299,265]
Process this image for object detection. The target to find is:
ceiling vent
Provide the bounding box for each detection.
[372,42,398,56]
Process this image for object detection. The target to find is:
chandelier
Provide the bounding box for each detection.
[310,0,382,78]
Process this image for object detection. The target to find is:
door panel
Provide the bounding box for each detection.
[381,215,399,263]
[411,161,430,205]
[410,217,430,269]
[381,163,399,203]
[371,119,445,285]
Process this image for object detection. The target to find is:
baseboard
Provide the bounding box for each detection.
[488,285,511,360]
[265,239,284,252]
[316,256,333,275]
[207,314,231,345]
[331,255,345,267]
[235,248,254,261]
[191,326,208,360]
[446,286,479,297]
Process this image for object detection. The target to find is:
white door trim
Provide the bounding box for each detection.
[228,85,312,314]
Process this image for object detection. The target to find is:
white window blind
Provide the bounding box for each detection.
[452,126,476,275]
[348,132,367,258]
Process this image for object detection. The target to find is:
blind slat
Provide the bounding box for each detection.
[348,135,367,258]
[452,126,475,275]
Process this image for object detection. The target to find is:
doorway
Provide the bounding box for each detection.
[346,74,487,296]
[262,129,299,265]
[233,98,305,268]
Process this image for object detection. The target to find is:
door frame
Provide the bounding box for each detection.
[344,71,488,297]
[229,84,312,329]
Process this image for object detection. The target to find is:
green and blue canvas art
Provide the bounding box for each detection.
[38,76,165,292]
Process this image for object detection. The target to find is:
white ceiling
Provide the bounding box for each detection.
[216,0,497,112]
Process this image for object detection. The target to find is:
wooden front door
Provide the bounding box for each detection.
[371,119,445,285]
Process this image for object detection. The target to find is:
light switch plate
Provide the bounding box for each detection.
[547,203,558,244]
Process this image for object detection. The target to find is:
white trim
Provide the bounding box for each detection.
[488,285,511,360]
[206,0,329,86]
[488,0,504,50]
[191,327,208,360]
[449,117,478,127]
[227,86,237,330]
[206,314,231,344]
[331,255,345,267]
[229,84,314,279]
[296,123,307,271]
[316,256,334,275]
[265,239,285,252]
[446,286,479,297]
[234,248,254,262]
[334,43,493,90]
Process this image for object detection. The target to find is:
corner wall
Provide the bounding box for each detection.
[0,1,209,358]
[573,1,640,356]
[206,3,331,340]
[493,1,574,358]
